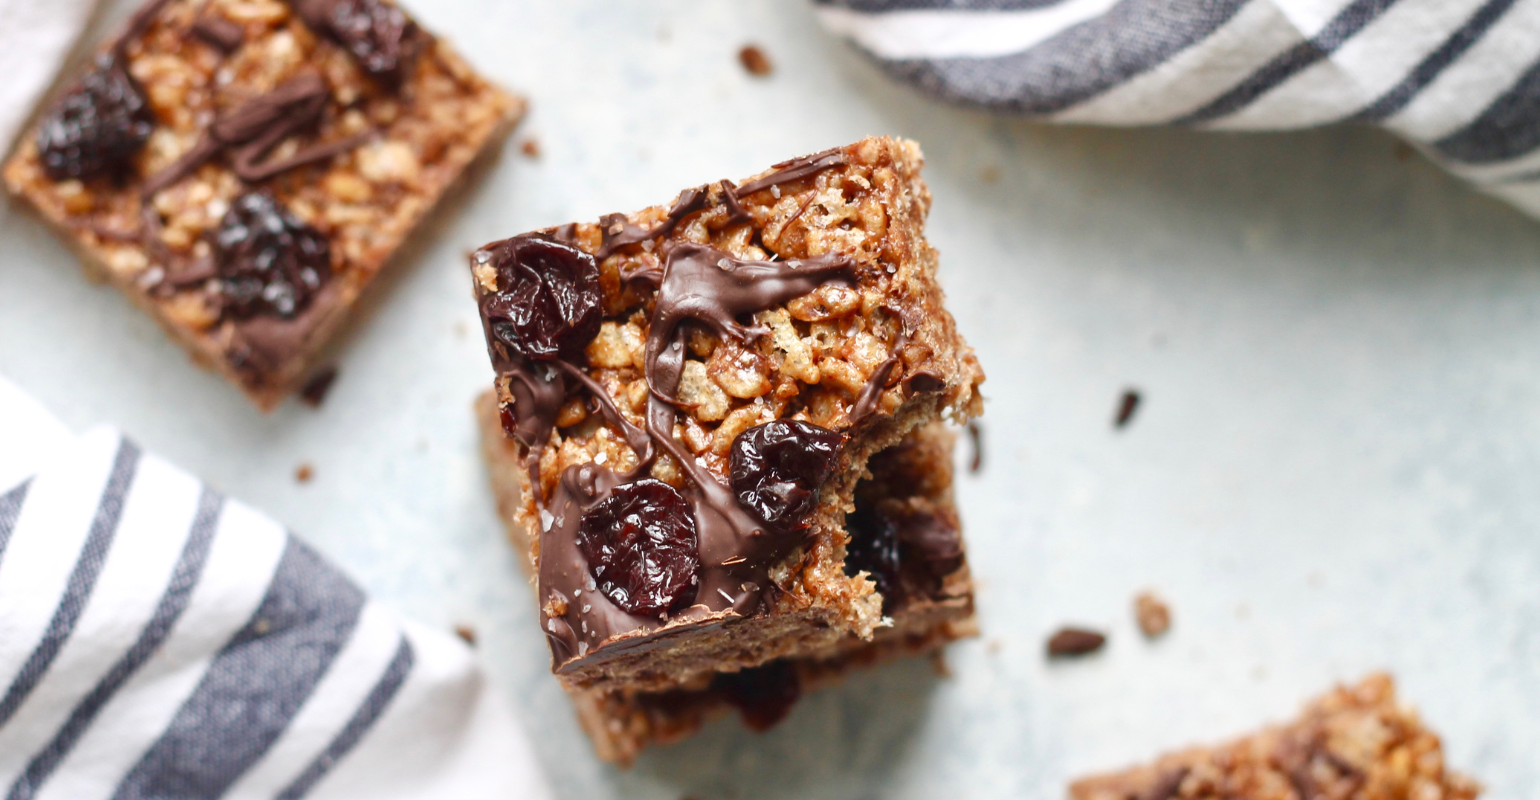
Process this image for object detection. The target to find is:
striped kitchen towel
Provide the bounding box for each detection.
[0,377,551,800]
[815,0,1540,217]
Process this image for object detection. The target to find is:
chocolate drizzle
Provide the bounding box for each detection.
[142,73,372,197]
[595,186,708,259]
[735,148,846,197]
[852,332,908,423]
[637,244,856,622]
[472,148,895,671]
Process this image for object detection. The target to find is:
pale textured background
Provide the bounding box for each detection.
[1,1,1536,798]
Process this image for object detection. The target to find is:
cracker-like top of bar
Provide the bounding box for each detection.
[470,137,984,690]
[1071,674,1481,800]
[5,0,521,409]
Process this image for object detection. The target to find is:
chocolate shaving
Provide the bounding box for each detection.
[719,180,751,224]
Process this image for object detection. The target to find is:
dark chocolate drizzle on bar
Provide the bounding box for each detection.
[142,72,374,197]
[474,147,933,670]
[735,148,847,197]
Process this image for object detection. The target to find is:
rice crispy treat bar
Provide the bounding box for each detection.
[468,136,985,695]
[1070,674,1481,800]
[479,392,976,763]
[4,0,523,410]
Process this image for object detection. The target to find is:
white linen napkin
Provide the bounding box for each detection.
[0,374,552,800]
[815,0,1540,218]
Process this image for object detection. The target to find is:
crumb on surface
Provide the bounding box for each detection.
[966,420,983,473]
[738,44,773,76]
[455,624,477,646]
[520,138,541,158]
[295,462,314,483]
[1135,591,1171,637]
[1047,627,1106,657]
[1114,388,1140,429]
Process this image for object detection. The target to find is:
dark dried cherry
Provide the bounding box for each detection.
[213,191,332,319]
[480,235,603,362]
[36,55,156,182]
[843,504,903,612]
[729,420,844,532]
[576,479,699,616]
[713,660,801,731]
[301,0,420,86]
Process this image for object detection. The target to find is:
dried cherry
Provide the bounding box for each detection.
[843,504,903,612]
[577,479,699,616]
[480,235,603,362]
[729,420,844,532]
[213,191,332,319]
[714,660,800,731]
[306,0,420,86]
[36,55,156,182]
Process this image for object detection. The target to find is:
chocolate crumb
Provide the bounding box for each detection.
[1047,627,1106,657]
[454,625,477,646]
[966,420,983,473]
[738,45,773,77]
[1135,591,1171,638]
[520,138,540,159]
[295,463,314,483]
[1114,389,1140,429]
[299,366,339,407]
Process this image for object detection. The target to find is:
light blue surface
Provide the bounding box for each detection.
[1,2,1536,798]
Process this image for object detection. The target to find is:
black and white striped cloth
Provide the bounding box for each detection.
[815,0,1540,217]
[0,377,550,800]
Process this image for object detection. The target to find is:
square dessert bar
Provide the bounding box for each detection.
[480,393,976,762]
[5,0,522,409]
[468,136,985,699]
[1071,674,1481,800]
